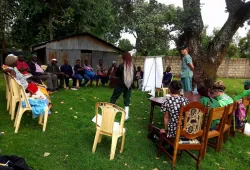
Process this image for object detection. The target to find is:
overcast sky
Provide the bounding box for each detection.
[121,0,250,46]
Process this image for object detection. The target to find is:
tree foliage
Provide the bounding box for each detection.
[118,39,134,51]
[116,0,182,55]
[176,0,250,86]
[226,43,240,58]
[238,30,250,58]
[10,0,120,49]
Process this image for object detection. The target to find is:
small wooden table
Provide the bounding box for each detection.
[148,91,201,137]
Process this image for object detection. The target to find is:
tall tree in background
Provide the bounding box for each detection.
[177,0,250,86]
[11,0,120,50]
[0,0,18,62]
[238,30,250,58]
[118,0,181,55]
[118,39,134,51]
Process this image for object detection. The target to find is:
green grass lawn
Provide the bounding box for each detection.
[0,75,250,170]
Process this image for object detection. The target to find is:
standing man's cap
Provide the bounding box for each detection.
[52,58,57,61]
[112,61,116,63]
[244,80,250,86]
[179,45,188,50]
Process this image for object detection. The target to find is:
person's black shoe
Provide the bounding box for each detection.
[166,146,174,155]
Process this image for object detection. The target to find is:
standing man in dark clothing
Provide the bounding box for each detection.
[60,59,76,89]
[46,59,65,89]
[110,52,136,120]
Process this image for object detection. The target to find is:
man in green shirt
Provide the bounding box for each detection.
[234,80,250,101]
[180,45,194,92]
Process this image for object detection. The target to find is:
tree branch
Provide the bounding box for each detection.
[225,0,243,13]
[208,1,250,61]
[183,0,204,35]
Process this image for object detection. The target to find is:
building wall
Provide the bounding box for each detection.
[122,56,250,78]
[45,48,118,69]
[46,49,81,66]
[45,35,119,52]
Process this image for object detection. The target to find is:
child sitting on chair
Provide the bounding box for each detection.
[161,80,189,136]
[160,80,189,153]
[162,66,173,87]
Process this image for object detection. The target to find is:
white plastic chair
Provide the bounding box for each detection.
[14,80,49,133]
[8,76,21,120]
[3,73,11,111]
[92,102,126,160]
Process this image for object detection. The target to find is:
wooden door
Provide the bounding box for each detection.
[80,50,92,65]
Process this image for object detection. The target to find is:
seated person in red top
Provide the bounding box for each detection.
[16,54,32,78]
[16,54,42,84]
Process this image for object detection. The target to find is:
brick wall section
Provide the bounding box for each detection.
[118,56,250,78]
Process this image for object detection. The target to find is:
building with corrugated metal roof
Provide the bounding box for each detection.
[31,33,123,70]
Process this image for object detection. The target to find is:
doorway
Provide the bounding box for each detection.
[81,50,92,66]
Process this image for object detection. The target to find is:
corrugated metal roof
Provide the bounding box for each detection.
[31,32,123,53]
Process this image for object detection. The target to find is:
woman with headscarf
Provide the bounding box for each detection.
[110,52,136,120]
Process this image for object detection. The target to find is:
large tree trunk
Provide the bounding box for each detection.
[179,0,250,87]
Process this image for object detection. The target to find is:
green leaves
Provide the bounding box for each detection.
[9,0,122,49]
[118,39,134,51]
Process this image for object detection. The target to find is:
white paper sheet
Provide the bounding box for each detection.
[142,56,163,92]
[244,123,250,136]
[92,114,120,131]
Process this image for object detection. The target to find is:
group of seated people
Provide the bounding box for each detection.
[4,53,120,93]
[3,54,52,111]
[159,79,249,153]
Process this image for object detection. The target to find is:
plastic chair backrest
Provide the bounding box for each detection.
[41,65,47,71]
[95,102,125,135]
[177,101,209,140]
[16,80,32,110]
[9,76,20,99]
[4,74,11,94]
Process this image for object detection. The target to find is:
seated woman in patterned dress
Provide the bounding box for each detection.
[160,80,189,153]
